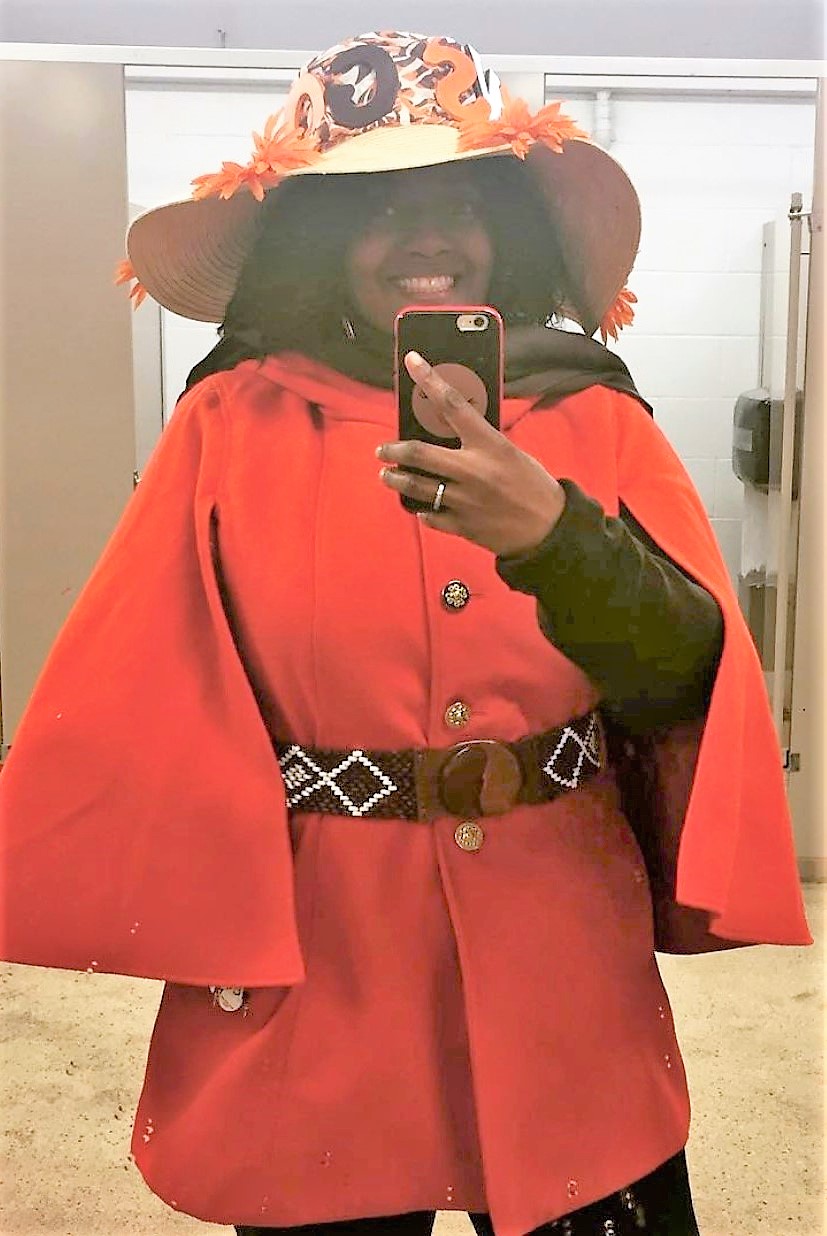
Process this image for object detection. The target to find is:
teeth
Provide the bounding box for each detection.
[396,275,455,293]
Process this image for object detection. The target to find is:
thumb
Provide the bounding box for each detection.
[404,351,493,444]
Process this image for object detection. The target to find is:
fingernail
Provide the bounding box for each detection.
[375,445,385,458]
[406,350,427,369]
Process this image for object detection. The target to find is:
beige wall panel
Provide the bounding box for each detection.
[788,81,826,880]
[0,61,135,750]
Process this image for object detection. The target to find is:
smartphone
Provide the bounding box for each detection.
[393,306,504,513]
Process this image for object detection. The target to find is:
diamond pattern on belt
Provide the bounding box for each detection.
[274,709,605,820]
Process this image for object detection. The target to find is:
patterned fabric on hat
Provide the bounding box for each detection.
[284,30,504,154]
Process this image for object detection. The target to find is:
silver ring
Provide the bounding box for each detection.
[432,481,447,513]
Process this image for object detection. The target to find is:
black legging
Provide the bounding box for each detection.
[235,1148,701,1235]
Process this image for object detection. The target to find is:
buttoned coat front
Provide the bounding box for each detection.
[0,354,811,1236]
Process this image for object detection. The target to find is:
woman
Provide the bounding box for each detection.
[0,29,811,1236]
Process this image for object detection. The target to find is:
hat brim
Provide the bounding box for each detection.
[127,126,640,330]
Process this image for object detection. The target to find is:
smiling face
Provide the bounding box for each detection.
[344,164,495,333]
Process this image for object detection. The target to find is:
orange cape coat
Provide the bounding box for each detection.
[0,355,811,989]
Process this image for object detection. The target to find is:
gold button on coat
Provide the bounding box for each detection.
[441,580,470,610]
[444,700,471,728]
[212,986,245,1012]
[454,821,485,851]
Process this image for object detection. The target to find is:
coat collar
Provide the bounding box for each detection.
[237,323,651,432]
[243,353,539,430]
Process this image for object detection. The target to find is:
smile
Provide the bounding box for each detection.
[392,275,456,295]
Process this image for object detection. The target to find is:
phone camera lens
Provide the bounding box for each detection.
[473,315,487,328]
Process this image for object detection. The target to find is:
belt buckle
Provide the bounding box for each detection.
[436,739,524,819]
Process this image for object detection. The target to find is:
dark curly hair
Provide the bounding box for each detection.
[184,156,570,393]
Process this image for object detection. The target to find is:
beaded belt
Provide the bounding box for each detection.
[274,709,605,821]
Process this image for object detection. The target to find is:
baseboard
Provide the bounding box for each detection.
[798,857,827,883]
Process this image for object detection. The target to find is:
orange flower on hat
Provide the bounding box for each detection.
[599,287,637,343]
[456,89,588,159]
[251,111,320,172]
[113,257,148,309]
[191,160,259,202]
[191,112,320,202]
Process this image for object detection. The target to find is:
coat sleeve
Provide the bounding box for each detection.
[0,378,306,988]
[495,477,724,732]
[608,392,812,950]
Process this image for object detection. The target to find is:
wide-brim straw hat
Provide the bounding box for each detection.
[119,31,641,341]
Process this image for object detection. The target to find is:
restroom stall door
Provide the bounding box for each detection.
[738,208,809,745]
[0,61,135,752]
[764,204,809,746]
[786,80,825,882]
[129,203,164,478]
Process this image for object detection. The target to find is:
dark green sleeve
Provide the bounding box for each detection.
[495,478,724,734]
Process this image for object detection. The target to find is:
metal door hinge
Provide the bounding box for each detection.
[788,193,811,222]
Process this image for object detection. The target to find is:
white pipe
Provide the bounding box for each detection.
[594,89,614,147]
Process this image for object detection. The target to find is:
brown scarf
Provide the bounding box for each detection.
[184,317,652,417]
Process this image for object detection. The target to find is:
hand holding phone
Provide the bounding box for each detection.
[393,307,503,513]
[378,329,567,557]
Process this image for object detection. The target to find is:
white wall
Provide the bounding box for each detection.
[124,81,817,584]
[558,88,816,581]
[125,83,289,413]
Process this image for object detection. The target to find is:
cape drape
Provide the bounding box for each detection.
[0,363,811,986]
[601,393,811,951]
[0,381,306,987]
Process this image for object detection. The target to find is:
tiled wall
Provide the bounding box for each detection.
[560,91,816,582]
[125,83,817,583]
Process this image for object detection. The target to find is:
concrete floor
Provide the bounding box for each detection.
[0,885,823,1236]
